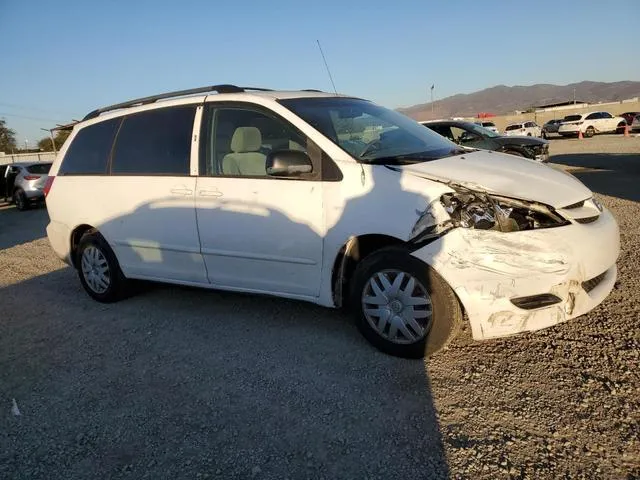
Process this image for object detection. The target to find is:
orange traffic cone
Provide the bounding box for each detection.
[578,129,583,140]
[624,124,630,137]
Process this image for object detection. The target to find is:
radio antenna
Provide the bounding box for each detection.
[316,40,338,94]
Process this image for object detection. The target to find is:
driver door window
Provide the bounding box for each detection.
[201,106,311,178]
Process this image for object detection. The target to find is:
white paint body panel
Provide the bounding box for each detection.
[195,176,323,296]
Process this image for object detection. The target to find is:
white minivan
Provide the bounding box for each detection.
[45,85,620,358]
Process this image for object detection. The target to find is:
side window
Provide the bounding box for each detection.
[524,122,533,128]
[600,112,612,119]
[451,126,479,144]
[429,125,454,141]
[111,106,196,175]
[59,118,121,175]
[585,113,599,120]
[202,106,309,178]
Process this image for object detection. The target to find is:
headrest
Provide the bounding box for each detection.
[230,127,262,153]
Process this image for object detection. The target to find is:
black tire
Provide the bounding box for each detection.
[76,230,128,303]
[616,122,626,134]
[13,189,29,211]
[350,247,462,358]
[585,126,595,138]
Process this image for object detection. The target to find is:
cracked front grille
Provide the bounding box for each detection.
[582,271,607,293]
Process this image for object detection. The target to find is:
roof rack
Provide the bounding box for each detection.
[81,84,274,121]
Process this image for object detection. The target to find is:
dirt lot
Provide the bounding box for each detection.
[1,136,639,479]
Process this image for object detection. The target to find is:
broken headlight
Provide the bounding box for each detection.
[440,190,569,232]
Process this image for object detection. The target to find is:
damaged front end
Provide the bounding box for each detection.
[409,185,570,246]
[408,183,620,341]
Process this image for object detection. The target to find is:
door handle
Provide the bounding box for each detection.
[198,189,223,197]
[170,188,193,196]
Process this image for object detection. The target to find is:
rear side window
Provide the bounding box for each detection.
[59,118,121,175]
[111,106,196,175]
[564,115,582,121]
[26,163,52,174]
[505,124,523,131]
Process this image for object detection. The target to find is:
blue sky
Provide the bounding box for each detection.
[1,0,638,145]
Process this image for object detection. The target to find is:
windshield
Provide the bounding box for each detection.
[26,163,52,174]
[279,97,460,164]
[482,122,495,127]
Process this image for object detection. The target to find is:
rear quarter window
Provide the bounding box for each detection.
[26,163,52,174]
[59,118,121,175]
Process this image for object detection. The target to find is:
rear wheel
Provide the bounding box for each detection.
[13,189,29,211]
[76,231,128,303]
[350,248,462,358]
[616,122,626,134]
[585,126,595,138]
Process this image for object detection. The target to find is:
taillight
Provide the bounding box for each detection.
[43,176,55,197]
[24,175,40,180]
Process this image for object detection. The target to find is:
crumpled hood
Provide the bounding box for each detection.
[399,150,592,208]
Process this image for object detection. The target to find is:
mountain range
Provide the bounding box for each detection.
[398,81,640,121]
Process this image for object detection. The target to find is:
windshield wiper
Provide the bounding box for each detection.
[363,148,469,165]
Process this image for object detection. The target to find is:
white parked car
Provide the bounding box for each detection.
[503,121,542,137]
[44,85,620,358]
[558,111,627,138]
[473,120,499,134]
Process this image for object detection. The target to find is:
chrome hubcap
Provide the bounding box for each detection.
[81,246,110,294]
[362,270,433,344]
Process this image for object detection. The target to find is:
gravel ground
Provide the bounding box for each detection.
[1,136,638,479]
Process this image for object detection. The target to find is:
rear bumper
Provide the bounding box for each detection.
[24,189,44,200]
[411,207,620,341]
[46,220,72,266]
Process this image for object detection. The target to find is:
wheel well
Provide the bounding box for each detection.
[70,224,96,268]
[331,234,406,308]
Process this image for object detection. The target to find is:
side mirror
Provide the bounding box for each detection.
[266,150,313,177]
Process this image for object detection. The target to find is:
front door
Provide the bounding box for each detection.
[195,103,324,298]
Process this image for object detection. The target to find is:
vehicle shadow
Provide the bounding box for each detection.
[550,153,640,202]
[0,167,450,479]
[0,202,49,251]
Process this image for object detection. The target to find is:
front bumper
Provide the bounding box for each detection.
[411,207,620,340]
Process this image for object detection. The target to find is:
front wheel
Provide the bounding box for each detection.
[76,231,128,303]
[350,248,462,358]
[585,126,595,138]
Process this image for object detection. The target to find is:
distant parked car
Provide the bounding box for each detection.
[503,121,542,137]
[558,112,627,138]
[3,162,52,210]
[473,120,499,134]
[541,119,563,138]
[619,112,639,126]
[421,120,549,162]
[631,114,640,132]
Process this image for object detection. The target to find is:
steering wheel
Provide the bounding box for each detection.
[358,139,382,158]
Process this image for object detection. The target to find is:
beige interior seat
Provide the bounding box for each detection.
[222,127,266,176]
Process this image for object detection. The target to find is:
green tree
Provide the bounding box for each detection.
[36,129,71,152]
[0,119,18,153]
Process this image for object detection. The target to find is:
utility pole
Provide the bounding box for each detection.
[573,88,576,105]
[430,84,435,113]
[40,127,57,153]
